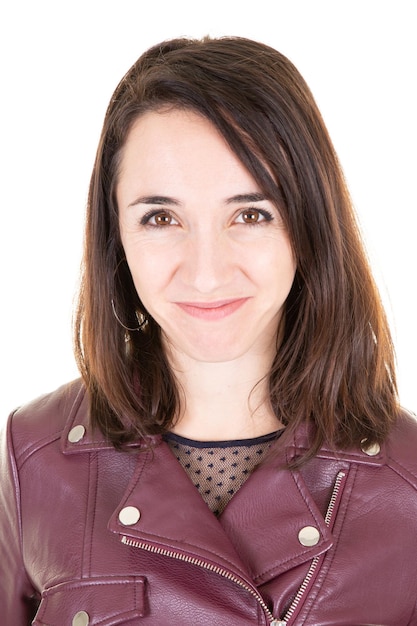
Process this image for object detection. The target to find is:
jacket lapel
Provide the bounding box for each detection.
[107,440,254,581]
[60,383,385,589]
[219,443,334,585]
[106,438,335,587]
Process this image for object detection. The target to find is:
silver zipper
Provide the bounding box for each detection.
[121,469,347,626]
[278,470,347,625]
[121,535,276,624]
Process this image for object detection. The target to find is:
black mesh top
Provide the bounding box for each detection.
[164,430,282,516]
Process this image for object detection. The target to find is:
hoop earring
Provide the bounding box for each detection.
[111,299,148,332]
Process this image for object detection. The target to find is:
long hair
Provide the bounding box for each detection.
[74,36,398,457]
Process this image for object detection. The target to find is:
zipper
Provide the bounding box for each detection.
[121,469,347,625]
[278,469,348,625]
[121,535,276,624]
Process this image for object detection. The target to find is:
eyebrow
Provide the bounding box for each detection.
[225,193,267,205]
[128,195,181,208]
[128,192,268,208]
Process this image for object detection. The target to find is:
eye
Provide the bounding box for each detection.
[235,208,273,225]
[140,210,178,227]
[153,212,173,226]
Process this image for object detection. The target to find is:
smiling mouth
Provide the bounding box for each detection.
[174,298,249,320]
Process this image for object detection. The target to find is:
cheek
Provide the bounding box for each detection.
[282,246,297,281]
[255,238,296,286]
[271,260,296,309]
[124,244,174,305]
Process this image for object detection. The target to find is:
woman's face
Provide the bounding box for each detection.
[117,109,296,365]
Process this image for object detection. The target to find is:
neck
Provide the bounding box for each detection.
[168,352,283,441]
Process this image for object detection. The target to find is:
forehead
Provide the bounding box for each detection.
[116,109,262,200]
[120,108,229,163]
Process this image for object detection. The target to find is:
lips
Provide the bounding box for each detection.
[174,298,249,320]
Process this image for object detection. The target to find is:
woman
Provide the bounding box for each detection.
[1,36,416,625]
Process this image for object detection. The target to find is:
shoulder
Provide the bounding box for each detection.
[5,380,149,466]
[5,379,88,463]
[385,408,417,487]
[290,408,417,490]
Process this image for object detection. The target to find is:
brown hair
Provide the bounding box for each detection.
[74,36,398,458]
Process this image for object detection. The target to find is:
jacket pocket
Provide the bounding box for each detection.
[32,575,146,625]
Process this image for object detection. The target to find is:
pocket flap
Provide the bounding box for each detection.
[33,575,146,625]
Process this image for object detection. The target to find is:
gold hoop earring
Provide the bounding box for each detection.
[111,299,148,332]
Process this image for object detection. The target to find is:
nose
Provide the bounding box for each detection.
[181,229,231,294]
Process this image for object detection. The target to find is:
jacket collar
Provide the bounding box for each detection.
[60,382,387,585]
[60,382,160,454]
[60,381,387,467]
[105,435,335,585]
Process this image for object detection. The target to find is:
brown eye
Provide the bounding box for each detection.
[140,210,179,227]
[235,208,273,225]
[154,212,172,225]
[241,209,261,223]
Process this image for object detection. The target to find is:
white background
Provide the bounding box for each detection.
[1,1,415,424]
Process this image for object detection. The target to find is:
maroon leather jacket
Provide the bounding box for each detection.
[1,380,417,625]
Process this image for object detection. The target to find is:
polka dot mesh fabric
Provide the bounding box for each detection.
[164,431,281,516]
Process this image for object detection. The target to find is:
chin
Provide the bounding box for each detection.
[182,341,257,364]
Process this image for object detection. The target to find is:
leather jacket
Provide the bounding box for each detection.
[1,379,417,625]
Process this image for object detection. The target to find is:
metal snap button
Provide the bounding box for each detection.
[72,610,89,626]
[298,525,320,547]
[361,439,381,456]
[119,505,141,526]
[68,425,86,443]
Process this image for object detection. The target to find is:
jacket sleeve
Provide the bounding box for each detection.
[0,413,40,625]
